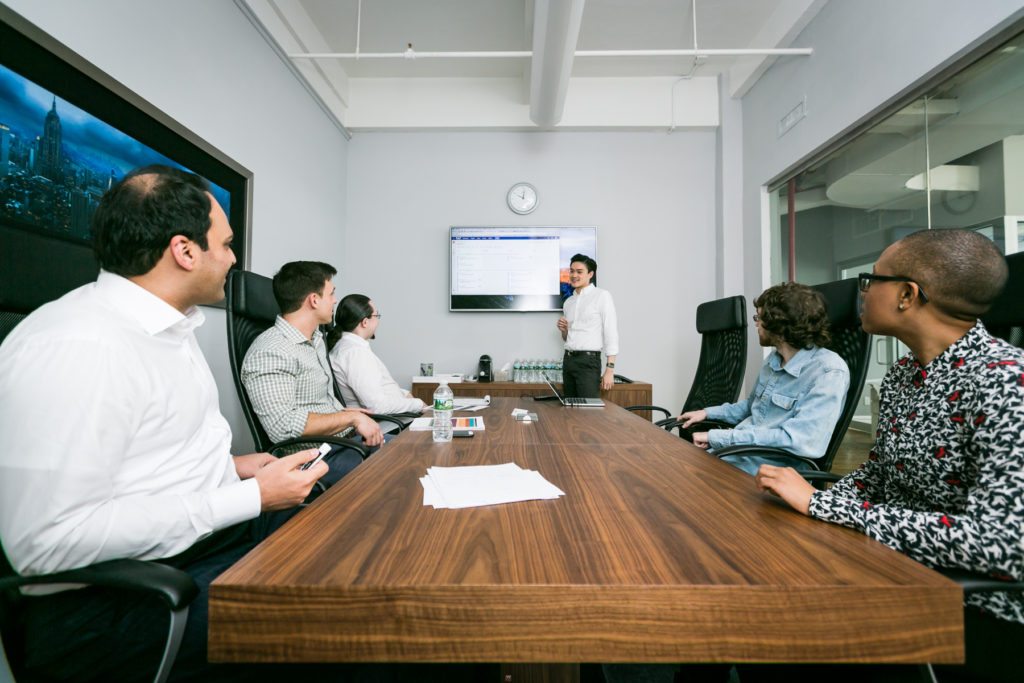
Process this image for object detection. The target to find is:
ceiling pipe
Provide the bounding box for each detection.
[529,0,586,128]
[288,47,812,60]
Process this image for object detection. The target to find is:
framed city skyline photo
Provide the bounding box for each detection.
[0,5,251,311]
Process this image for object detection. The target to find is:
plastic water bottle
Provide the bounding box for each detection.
[432,381,454,442]
[513,359,522,383]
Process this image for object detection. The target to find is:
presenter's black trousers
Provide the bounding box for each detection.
[562,350,601,398]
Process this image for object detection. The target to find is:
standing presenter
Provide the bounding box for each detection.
[557,253,619,399]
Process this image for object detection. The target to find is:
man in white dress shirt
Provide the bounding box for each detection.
[328,294,426,418]
[0,166,333,681]
[556,253,619,398]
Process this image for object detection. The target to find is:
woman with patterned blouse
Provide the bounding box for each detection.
[757,229,1023,683]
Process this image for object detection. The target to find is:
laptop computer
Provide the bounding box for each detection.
[542,373,605,407]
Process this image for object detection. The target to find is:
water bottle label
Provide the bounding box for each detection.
[434,397,453,411]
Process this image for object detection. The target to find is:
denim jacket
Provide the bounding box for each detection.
[704,346,849,459]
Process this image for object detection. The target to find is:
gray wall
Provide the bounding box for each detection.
[738,0,1024,384]
[6,0,350,452]
[344,131,718,411]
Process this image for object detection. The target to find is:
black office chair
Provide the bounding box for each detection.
[983,251,1024,349]
[627,295,747,437]
[0,267,196,683]
[225,270,405,456]
[0,544,196,683]
[713,278,871,472]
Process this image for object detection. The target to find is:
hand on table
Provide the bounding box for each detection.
[754,465,815,516]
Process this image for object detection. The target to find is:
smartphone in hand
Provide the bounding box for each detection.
[300,443,332,471]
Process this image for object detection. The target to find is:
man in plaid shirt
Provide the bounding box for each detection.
[241,261,383,456]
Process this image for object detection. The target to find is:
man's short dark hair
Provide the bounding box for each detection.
[570,253,598,285]
[754,282,831,349]
[272,261,337,314]
[92,165,212,277]
[888,229,1008,321]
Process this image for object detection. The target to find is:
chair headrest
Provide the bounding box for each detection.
[696,295,746,333]
[983,251,1024,327]
[228,270,279,323]
[812,278,860,329]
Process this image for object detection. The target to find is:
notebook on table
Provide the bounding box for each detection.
[542,373,605,407]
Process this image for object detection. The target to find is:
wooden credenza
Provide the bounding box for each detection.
[411,380,653,420]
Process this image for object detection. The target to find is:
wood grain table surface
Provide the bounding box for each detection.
[209,398,963,665]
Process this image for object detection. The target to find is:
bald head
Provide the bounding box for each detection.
[887,229,1007,321]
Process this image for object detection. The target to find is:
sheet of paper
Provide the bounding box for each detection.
[421,463,565,509]
[453,394,490,409]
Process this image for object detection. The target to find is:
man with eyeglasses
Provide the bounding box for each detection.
[328,293,426,418]
[757,229,1024,682]
[674,282,849,476]
[241,261,383,454]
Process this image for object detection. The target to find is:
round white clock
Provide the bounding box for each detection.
[507,183,538,215]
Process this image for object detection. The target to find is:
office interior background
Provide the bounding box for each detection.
[4,0,1023,455]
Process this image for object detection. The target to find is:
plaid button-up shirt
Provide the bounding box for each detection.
[241,316,352,443]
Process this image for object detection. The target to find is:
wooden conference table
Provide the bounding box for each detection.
[209,398,963,671]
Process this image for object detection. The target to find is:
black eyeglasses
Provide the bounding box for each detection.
[752,314,761,323]
[369,313,382,319]
[858,273,929,303]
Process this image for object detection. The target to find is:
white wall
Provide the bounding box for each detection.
[6,0,351,452]
[344,131,718,411]
[736,0,1024,383]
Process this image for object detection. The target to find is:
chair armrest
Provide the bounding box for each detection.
[626,405,672,421]
[713,445,825,472]
[937,568,1024,596]
[366,413,413,432]
[270,436,371,460]
[0,559,197,611]
[802,471,842,488]
[658,418,734,432]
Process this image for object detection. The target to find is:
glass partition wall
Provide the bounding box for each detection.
[771,30,1024,471]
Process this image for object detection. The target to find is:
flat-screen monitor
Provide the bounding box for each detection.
[450,226,597,311]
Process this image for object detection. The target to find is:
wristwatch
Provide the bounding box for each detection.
[606,362,615,369]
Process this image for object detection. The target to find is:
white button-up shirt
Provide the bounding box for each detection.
[0,272,260,577]
[329,332,425,414]
[563,284,619,356]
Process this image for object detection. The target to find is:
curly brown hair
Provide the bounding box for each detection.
[754,282,831,349]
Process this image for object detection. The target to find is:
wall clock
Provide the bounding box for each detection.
[507,183,539,215]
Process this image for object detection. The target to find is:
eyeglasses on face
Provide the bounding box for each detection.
[752,314,761,323]
[857,273,929,304]
[369,312,382,319]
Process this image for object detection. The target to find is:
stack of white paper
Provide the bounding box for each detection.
[453,394,490,410]
[420,463,565,509]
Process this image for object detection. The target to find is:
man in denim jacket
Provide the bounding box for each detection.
[676,282,849,475]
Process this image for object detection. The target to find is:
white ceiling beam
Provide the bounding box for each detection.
[344,76,718,131]
[529,0,586,128]
[728,0,827,99]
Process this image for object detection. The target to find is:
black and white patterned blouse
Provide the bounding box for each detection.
[808,322,1024,624]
